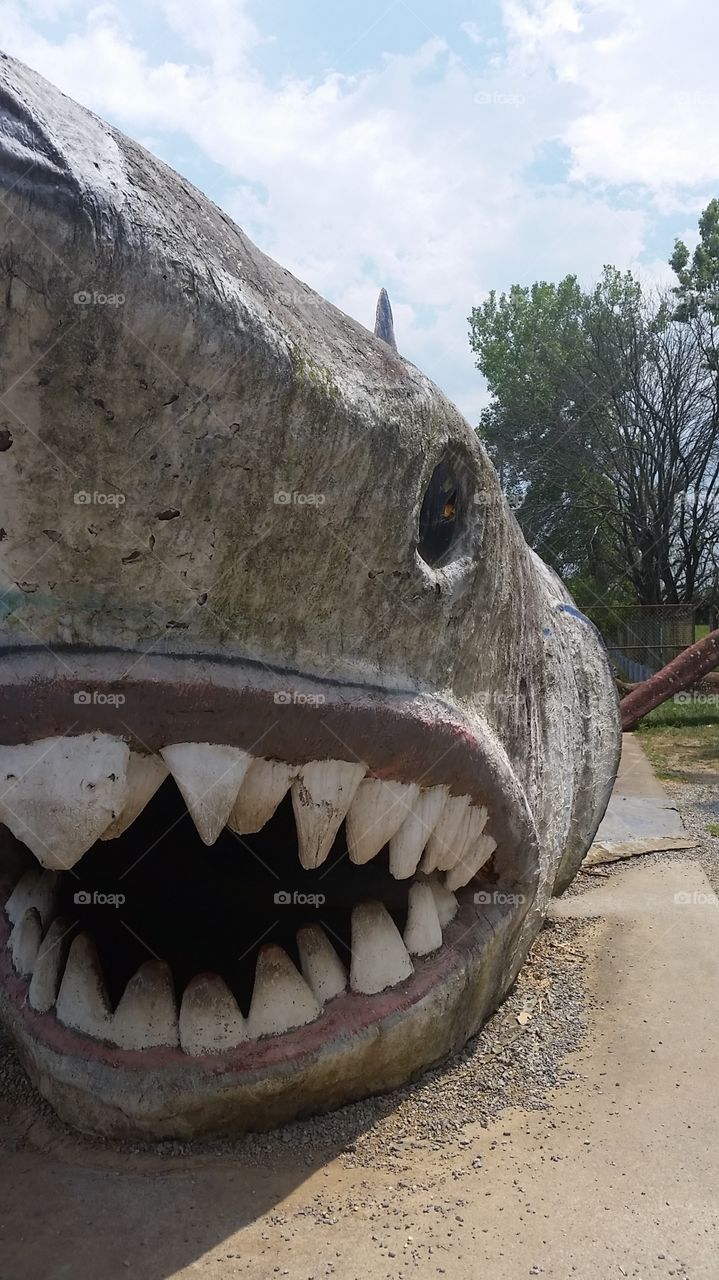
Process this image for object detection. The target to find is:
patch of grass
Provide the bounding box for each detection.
[636,716,719,783]
[637,698,719,730]
[707,824,719,838]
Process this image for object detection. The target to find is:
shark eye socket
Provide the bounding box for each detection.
[418,460,461,567]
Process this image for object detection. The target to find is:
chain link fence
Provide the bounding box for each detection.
[585,604,696,682]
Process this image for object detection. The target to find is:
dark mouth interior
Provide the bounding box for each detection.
[56,779,415,1013]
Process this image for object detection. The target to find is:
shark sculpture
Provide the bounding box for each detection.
[0,53,620,1138]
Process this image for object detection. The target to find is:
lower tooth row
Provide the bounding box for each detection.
[5,872,459,1055]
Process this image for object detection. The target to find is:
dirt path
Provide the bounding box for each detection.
[1,854,717,1279]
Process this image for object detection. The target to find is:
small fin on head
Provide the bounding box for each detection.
[374,288,397,351]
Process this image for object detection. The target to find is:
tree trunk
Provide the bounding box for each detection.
[620,628,719,729]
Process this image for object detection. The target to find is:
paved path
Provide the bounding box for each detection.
[594,732,686,843]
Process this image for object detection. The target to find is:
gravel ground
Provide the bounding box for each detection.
[0,913,596,1171]
[1,776,714,1174]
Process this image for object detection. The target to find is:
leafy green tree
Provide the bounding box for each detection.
[469,267,719,611]
[671,198,719,324]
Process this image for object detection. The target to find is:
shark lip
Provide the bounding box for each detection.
[0,647,538,1132]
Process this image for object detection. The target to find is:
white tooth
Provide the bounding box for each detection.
[6,867,58,930]
[101,752,169,839]
[445,833,497,892]
[56,934,112,1037]
[441,804,488,873]
[291,760,366,870]
[110,960,179,1049]
[425,874,459,927]
[179,974,247,1055]
[229,758,296,835]
[347,779,419,865]
[403,882,442,957]
[246,944,321,1038]
[420,794,471,875]
[9,907,42,977]
[350,901,414,995]
[389,786,448,880]
[297,925,347,1004]
[160,743,252,845]
[29,917,72,1013]
[0,735,130,870]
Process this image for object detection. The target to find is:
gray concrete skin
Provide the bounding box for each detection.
[0,52,620,1136]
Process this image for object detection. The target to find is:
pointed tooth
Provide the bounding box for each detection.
[56,934,112,1037]
[9,907,42,977]
[179,974,247,1055]
[297,925,347,1004]
[420,794,471,875]
[229,758,296,835]
[347,779,419,865]
[29,918,72,1013]
[403,882,442,957]
[350,901,414,995]
[0,735,130,870]
[109,960,178,1049]
[160,743,252,845]
[6,868,58,930]
[101,752,169,839]
[439,804,488,873]
[291,760,366,870]
[246,944,321,1038]
[424,873,459,927]
[445,833,497,891]
[389,786,448,880]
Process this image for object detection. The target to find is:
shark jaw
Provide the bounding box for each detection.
[0,649,538,1139]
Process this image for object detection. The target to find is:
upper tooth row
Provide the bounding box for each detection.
[5,870,458,1054]
[0,735,496,882]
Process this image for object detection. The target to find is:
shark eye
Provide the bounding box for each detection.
[418,459,460,567]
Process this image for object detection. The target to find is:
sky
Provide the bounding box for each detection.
[2,0,718,422]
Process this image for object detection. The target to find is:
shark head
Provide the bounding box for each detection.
[0,52,620,1138]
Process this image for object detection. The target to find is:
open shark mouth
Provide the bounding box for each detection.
[0,651,538,1136]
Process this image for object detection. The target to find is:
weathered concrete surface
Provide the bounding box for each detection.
[1,857,717,1278]
[0,50,620,1135]
[593,733,685,844]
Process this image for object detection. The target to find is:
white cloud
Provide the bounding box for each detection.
[460,20,484,45]
[502,0,719,196]
[0,0,713,420]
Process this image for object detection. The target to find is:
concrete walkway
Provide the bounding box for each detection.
[590,732,695,858]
